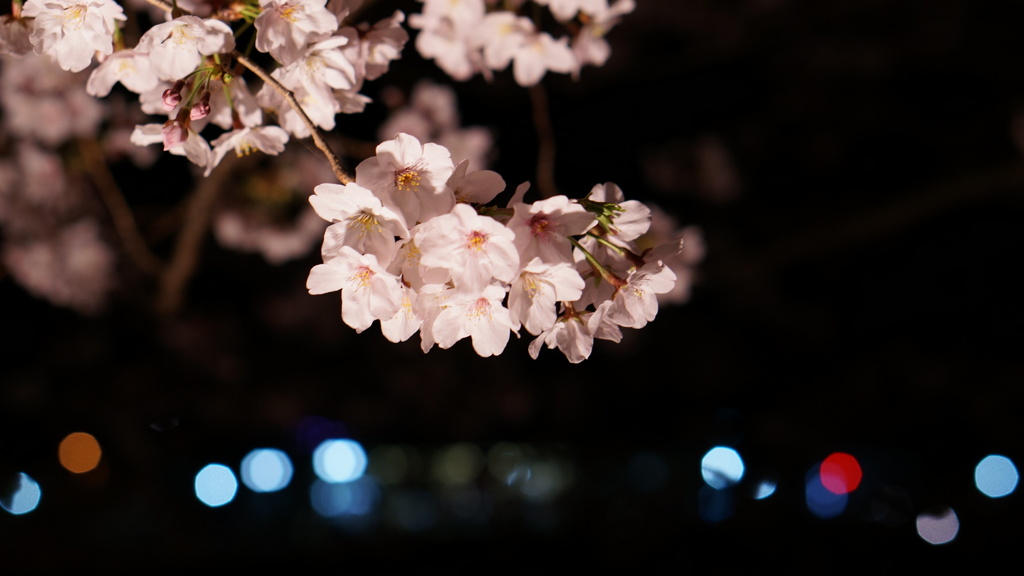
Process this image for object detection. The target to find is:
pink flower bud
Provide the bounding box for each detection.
[161,120,188,150]
[162,80,186,111]
[189,91,211,121]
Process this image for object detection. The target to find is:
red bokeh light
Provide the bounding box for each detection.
[820,452,862,495]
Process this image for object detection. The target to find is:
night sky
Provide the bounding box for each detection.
[2,0,1023,571]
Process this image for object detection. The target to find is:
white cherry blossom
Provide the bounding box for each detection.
[415,203,519,294]
[355,132,455,228]
[22,0,126,73]
[135,16,235,81]
[205,126,290,177]
[431,283,514,357]
[306,245,404,333]
[255,0,339,66]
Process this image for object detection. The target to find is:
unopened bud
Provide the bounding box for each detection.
[190,91,211,121]
[161,119,188,150]
[162,80,186,111]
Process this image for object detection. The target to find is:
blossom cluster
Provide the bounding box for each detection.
[0,0,705,360]
[411,0,635,85]
[306,132,682,362]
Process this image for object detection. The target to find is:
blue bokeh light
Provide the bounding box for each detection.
[1,473,41,515]
[310,475,381,518]
[805,464,847,519]
[975,454,1018,498]
[701,446,744,490]
[753,479,777,500]
[313,439,368,483]
[241,448,294,493]
[195,464,238,507]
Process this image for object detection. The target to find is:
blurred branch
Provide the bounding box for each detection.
[155,155,241,316]
[724,163,1024,280]
[529,83,558,198]
[77,138,164,275]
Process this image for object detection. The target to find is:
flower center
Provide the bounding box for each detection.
[466,230,488,251]
[520,272,540,298]
[62,5,87,31]
[351,266,374,288]
[395,169,421,192]
[529,214,551,238]
[349,211,382,237]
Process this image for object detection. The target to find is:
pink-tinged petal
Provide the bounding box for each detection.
[306,261,348,294]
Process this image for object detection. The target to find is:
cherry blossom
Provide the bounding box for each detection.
[22,0,126,73]
[254,0,339,66]
[135,16,235,82]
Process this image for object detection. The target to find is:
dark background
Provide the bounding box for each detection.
[2,0,1023,571]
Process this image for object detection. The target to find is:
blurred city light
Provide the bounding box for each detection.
[487,442,530,488]
[58,432,102,474]
[313,439,368,483]
[1,473,42,515]
[916,508,959,545]
[974,454,1018,498]
[820,452,862,495]
[194,464,238,507]
[701,446,744,489]
[753,478,777,500]
[310,475,381,519]
[805,464,847,519]
[432,443,484,486]
[240,448,293,493]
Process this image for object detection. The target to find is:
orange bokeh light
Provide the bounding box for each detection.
[59,432,102,474]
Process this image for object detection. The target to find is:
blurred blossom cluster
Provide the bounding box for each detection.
[0,0,703,359]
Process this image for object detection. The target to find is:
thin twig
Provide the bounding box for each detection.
[529,82,558,198]
[77,138,164,275]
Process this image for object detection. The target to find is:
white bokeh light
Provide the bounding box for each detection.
[313,439,368,483]
[701,446,744,489]
[1,473,42,515]
[195,464,238,507]
[241,448,294,493]
[975,454,1018,499]
[916,508,959,545]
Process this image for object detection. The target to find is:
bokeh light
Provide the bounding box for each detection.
[369,444,422,485]
[488,442,531,488]
[313,439,368,483]
[974,454,1018,498]
[58,432,102,474]
[240,448,293,493]
[916,508,959,545]
[753,478,777,500]
[820,452,862,495]
[432,443,484,486]
[194,464,238,507]
[701,446,744,490]
[805,464,847,519]
[1,473,42,515]
[310,475,381,519]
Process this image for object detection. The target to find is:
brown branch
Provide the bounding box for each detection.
[77,138,164,275]
[529,82,558,198]
[233,52,351,184]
